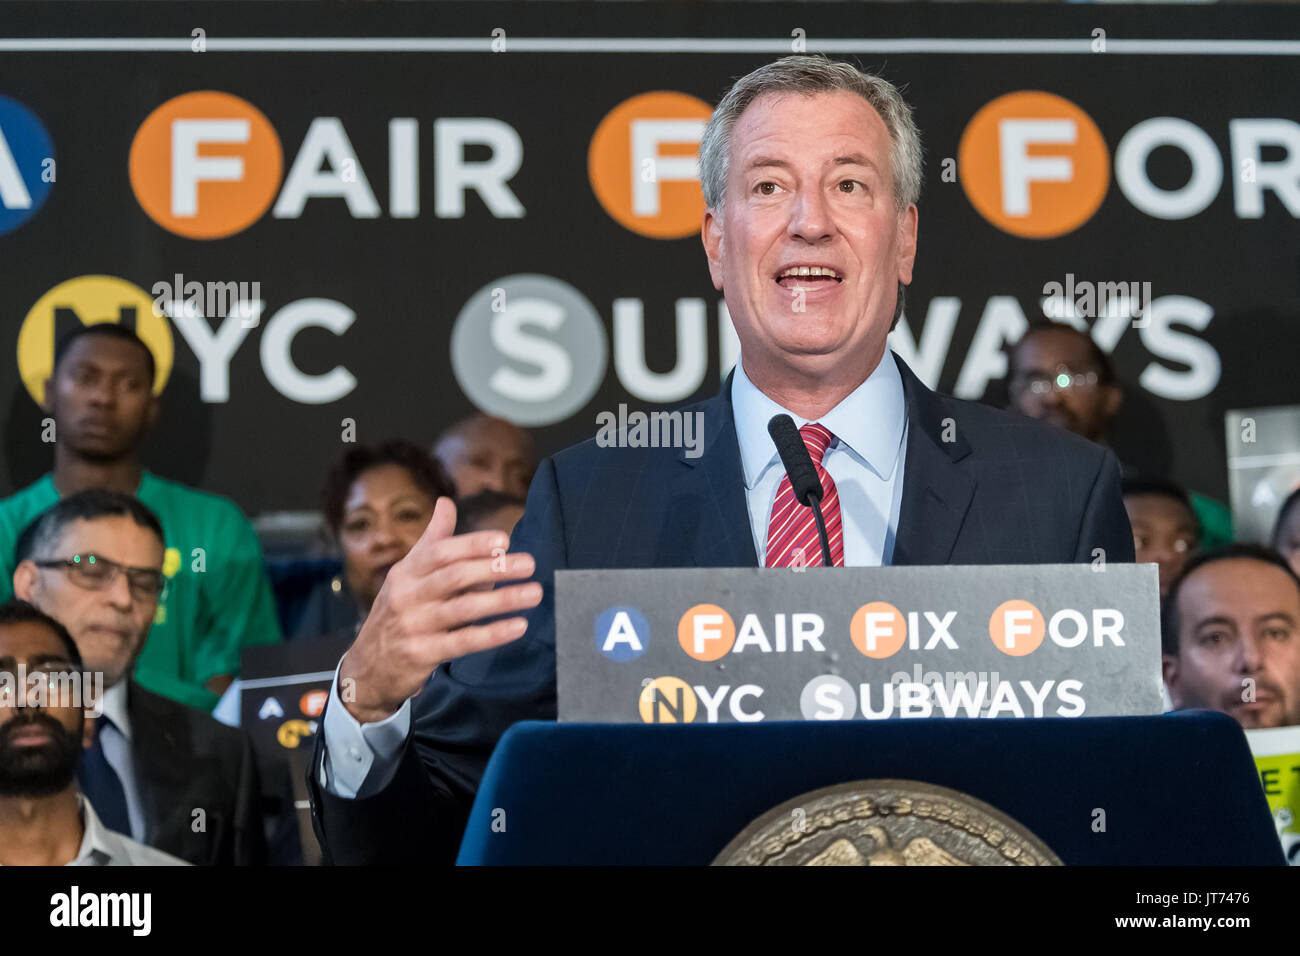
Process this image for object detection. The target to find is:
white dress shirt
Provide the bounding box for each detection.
[320,351,912,798]
[98,682,147,841]
[731,351,908,566]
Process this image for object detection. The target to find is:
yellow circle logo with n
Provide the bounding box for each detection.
[638,676,698,723]
[17,275,174,405]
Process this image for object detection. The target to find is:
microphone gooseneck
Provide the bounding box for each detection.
[767,414,835,567]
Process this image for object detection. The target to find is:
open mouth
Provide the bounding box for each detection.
[776,265,843,290]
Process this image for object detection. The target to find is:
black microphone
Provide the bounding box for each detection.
[767,414,835,567]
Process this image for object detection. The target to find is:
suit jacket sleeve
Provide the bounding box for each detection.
[309,457,565,865]
[1072,448,1135,564]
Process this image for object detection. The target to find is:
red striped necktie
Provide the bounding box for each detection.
[765,422,845,568]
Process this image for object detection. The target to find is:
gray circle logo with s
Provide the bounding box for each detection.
[450,274,607,426]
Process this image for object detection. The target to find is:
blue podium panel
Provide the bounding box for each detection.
[456,712,1283,865]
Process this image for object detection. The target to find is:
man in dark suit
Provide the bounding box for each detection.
[310,54,1134,864]
[13,489,265,865]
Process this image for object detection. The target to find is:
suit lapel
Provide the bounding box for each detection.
[890,352,976,565]
[127,681,191,844]
[673,371,759,568]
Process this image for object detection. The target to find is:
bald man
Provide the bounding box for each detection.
[432,415,536,501]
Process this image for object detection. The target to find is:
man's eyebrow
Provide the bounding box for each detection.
[0,653,73,669]
[1192,615,1238,632]
[742,154,880,173]
[1255,611,1297,627]
[27,654,75,669]
[743,156,793,173]
[832,153,879,171]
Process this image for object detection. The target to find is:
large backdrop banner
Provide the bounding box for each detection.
[1,2,1297,514]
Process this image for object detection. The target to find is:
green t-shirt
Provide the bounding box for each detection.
[1189,491,1234,551]
[0,471,282,711]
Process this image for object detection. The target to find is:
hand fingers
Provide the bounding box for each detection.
[422,580,544,635]
[430,616,531,663]
[408,525,516,575]
[406,496,459,563]
[414,552,536,601]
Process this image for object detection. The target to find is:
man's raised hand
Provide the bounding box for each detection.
[338,497,541,724]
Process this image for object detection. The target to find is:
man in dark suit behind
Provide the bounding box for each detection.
[13,490,264,865]
[310,55,1135,864]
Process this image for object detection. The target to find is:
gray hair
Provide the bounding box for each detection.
[698,55,922,328]
[699,55,922,214]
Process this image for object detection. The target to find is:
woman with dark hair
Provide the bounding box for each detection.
[294,440,455,639]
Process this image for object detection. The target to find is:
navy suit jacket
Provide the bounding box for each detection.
[309,352,1134,864]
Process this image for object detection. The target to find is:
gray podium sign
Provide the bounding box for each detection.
[556,564,1162,723]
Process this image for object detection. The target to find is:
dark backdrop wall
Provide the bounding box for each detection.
[1,2,1297,514]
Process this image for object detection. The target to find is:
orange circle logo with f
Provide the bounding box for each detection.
[989,599,1045,657]
[299,689,328,718]
[677,603,735,661]
[588,91,713,239]
[130,91,283,239]
[850,602,907,659]
[958,91,1109,239]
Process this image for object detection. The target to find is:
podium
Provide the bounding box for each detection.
[456,711,1283,865]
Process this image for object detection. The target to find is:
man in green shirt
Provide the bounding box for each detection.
[0,322,281,710]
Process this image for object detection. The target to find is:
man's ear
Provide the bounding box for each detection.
[1102,382,1123,420]
[13,560,39,602]
[895,204,918,286]
[41,376,55,416]
[702,209,724,292]
[144,393,161,430]
[1161,653,1181,707]
[81,712,96,750]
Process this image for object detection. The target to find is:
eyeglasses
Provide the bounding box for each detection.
[0,661,80,705]
[33,553,166,602]
[1009,365,1102,397]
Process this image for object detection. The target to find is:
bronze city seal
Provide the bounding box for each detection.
[713,779,1063,866]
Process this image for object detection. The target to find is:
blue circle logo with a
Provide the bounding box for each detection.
[0,96,55,236]
[595,606,649,661]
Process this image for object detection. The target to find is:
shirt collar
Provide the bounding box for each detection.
[100,682,131,741]
[73,793,125,865]
[731,350,907,490]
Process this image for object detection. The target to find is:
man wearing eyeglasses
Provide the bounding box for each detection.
[10,489,265,865]
[1006,320,1122,445]
[1005,319,1232,551]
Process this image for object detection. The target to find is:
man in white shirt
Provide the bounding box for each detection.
[0,599,185,865]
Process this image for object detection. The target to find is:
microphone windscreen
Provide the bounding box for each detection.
[767,414,822,507]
